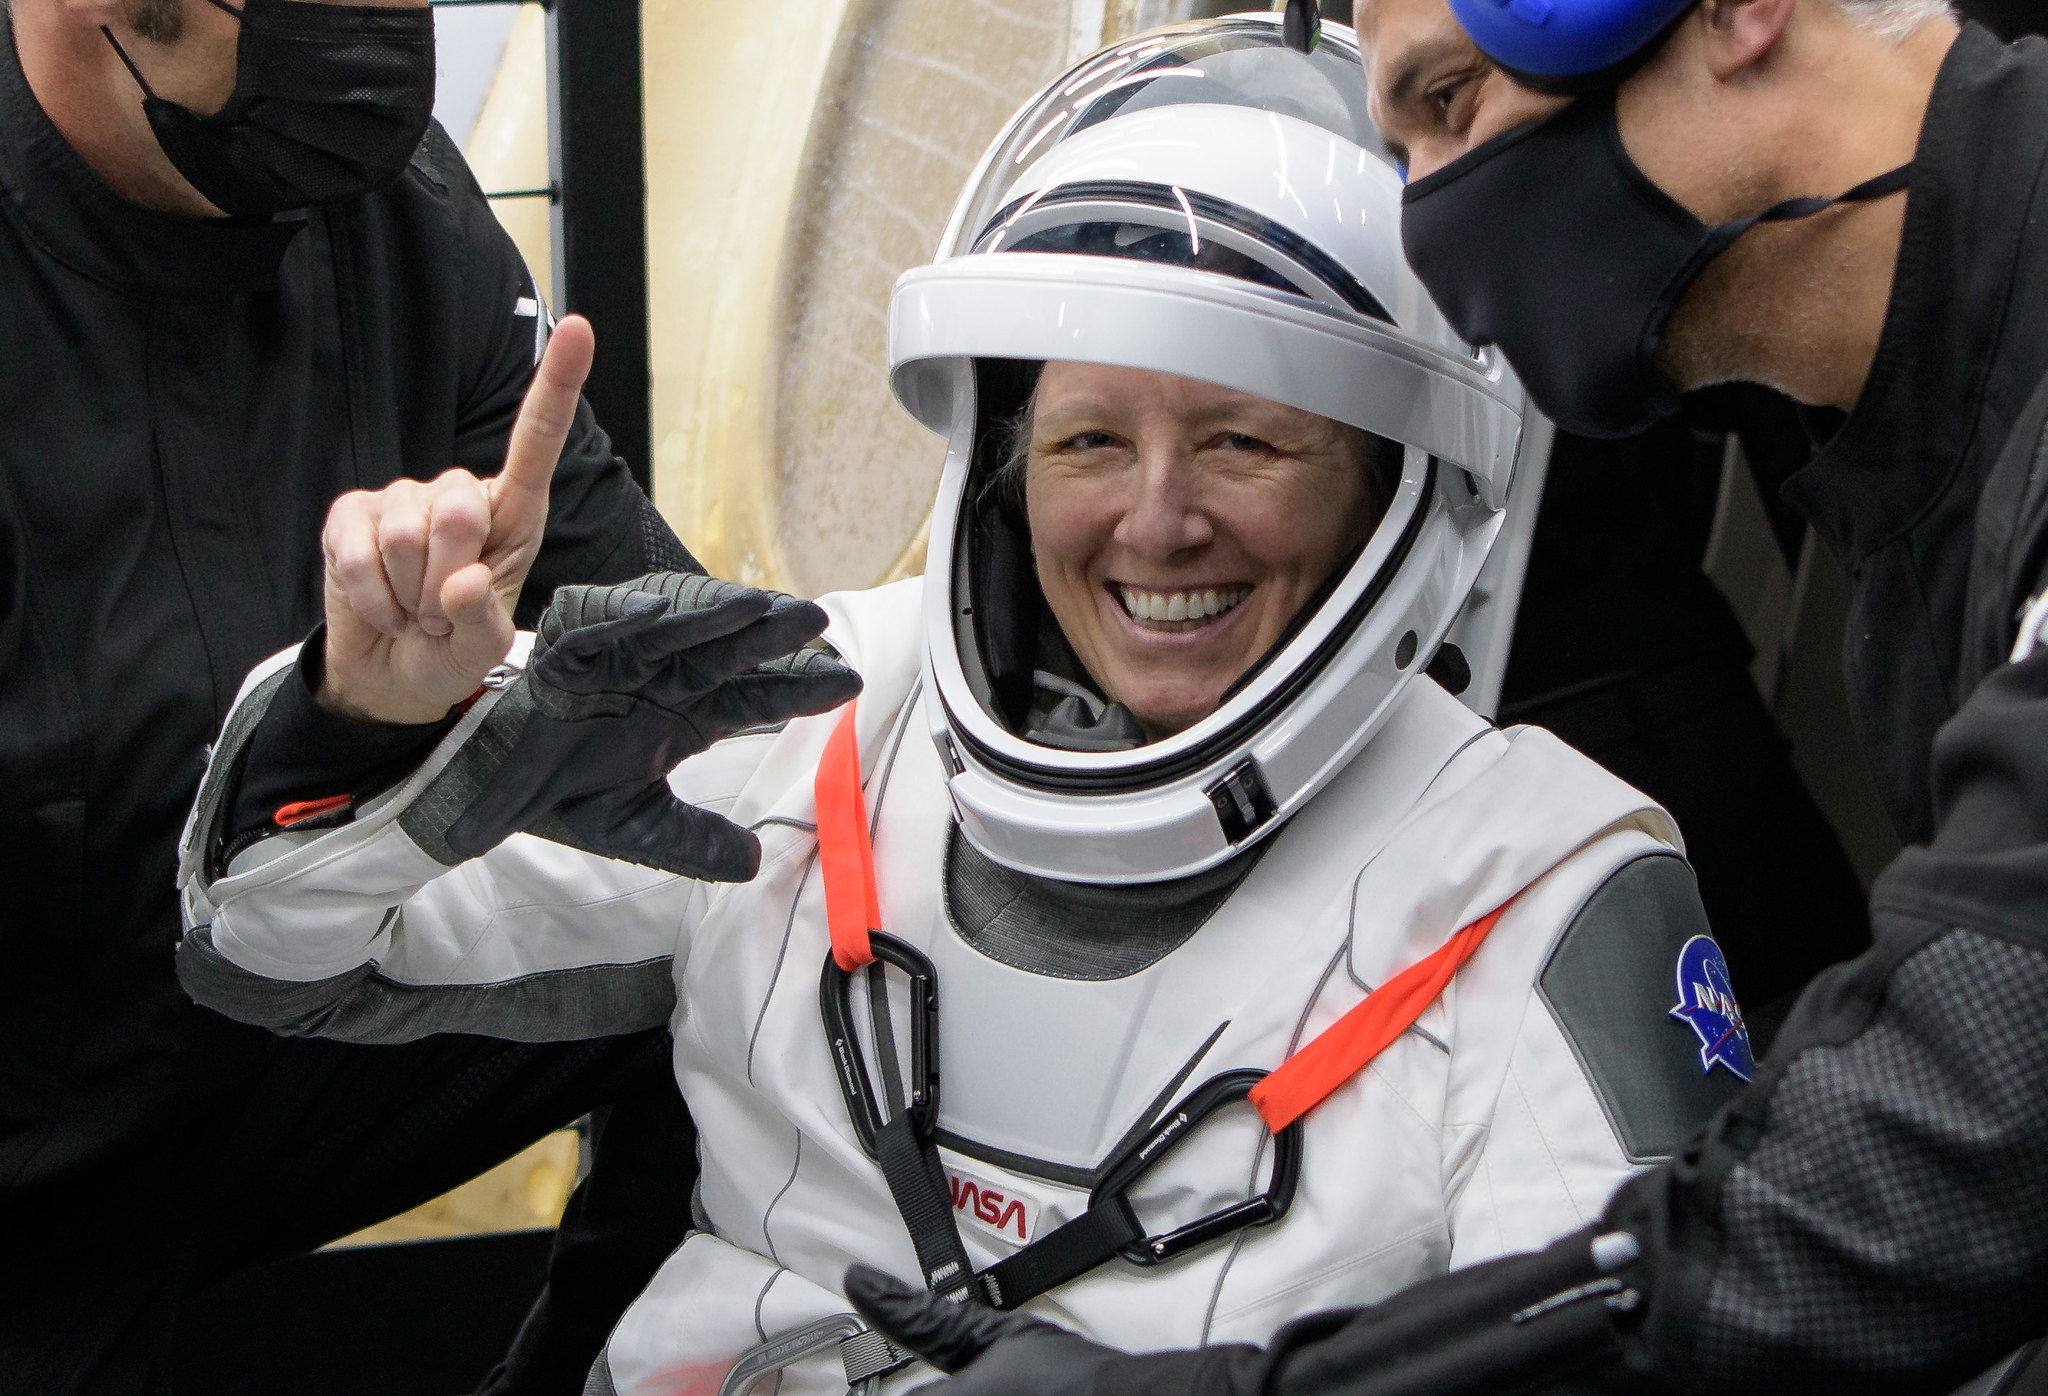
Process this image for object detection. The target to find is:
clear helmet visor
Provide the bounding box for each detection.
[939,16,1389,264]
[953,348,1421,759]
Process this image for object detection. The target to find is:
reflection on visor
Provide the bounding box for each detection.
[1006,222,1304,302]
[983,183,1393,321]
[1061,29,1374,147]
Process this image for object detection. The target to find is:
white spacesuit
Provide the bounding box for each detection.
[176,17,1748,1396]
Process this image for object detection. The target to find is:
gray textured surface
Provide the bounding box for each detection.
[398,679,536,867]
[636,494,701,576]
[1697,929,2048,1387]
[189,664,296,879]
[942,824,1264,981]
[1538,853,1744,1162]
[176,924,676,1045]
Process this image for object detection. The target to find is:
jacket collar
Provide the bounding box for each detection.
[1782,24,2048,566]
[0,18,302,299]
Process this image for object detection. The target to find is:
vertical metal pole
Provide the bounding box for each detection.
[542,0,567,313]
[544,0,654,495]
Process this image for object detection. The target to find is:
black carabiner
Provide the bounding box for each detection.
[821,945,1304,1310]
[821,934,975,1298]
[1091,1067,1303,1267]
[970,1066,1307,1310]
[820,932,941,1157]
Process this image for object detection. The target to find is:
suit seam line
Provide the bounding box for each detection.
[1210,1218,1442,1326]
[748,848,821,1087]
[1199,926,1355,1341]
[759,1127,804,1266]
[1507,1057,1583,1227]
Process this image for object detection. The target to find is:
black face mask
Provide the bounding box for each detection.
[103,0,435,218]
[1399,90,1910,439]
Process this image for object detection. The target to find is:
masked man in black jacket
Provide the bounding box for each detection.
[846,0,2048,1392]
[0,0,712,1390]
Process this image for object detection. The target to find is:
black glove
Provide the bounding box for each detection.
[1242,1225,1644,1396]
[845,1265,1130,1393]
[846,1220,1647,1396]
[399,572,861,881]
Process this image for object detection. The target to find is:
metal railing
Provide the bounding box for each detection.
[432,0,652,494]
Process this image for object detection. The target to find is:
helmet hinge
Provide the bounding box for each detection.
[1206,760,1277,844]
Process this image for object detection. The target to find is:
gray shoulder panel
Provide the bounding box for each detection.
[176,924,675,1044]
[1538,852,1747,1162]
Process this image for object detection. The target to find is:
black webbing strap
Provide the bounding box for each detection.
[872,1113,976,1300]
[867,963,909,1120]
[970,1197,1147,1310]
[839,1329,915,1386]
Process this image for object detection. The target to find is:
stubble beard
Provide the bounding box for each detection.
[121,0,186,45]
[1653,223,1841,408]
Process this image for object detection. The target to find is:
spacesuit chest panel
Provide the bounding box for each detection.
[914,684,1493,1177]
[663,675,1493,1350]
[620,610,1665,1394]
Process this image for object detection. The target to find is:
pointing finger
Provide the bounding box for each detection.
[490,314,594,532]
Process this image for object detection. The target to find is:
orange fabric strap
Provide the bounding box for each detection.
[815,701,882,971]
[273,793,351,828]
[1249,900,1513,1133]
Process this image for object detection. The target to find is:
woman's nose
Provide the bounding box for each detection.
[1113,454,1213,558]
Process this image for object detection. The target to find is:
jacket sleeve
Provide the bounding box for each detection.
[175,641,703,1046]
[425,123,700,623]
[1591,640,2048,1395]
[1444,844,1742,1271]
[1553,374,2048,1395]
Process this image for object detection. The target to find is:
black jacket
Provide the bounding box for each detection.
[1608,25,2048,1389]
[0,25,692,1194]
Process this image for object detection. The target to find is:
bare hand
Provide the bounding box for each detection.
[318,315,595,724]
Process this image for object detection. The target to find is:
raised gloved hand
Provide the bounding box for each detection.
[399,571,860,881]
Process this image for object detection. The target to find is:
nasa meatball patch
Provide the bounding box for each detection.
[1668,934,1755,1083]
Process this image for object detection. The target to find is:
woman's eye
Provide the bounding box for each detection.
[1222,433,1272,453]
[1066,431,1117,450]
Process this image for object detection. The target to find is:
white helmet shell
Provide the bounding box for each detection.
[889,14,1534,885]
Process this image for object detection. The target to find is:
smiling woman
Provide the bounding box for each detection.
[1017,363,1393,740]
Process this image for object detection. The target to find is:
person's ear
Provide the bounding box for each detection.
[1694,0,1797,81]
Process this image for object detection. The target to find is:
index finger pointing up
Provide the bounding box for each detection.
[496,313,596,509]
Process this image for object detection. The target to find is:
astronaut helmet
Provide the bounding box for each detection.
[889,13,1531,885]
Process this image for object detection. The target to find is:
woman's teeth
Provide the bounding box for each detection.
[1117,585,1249,626]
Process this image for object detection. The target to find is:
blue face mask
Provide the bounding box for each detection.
[103,0,436,217]
[1400,89,1909,439]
